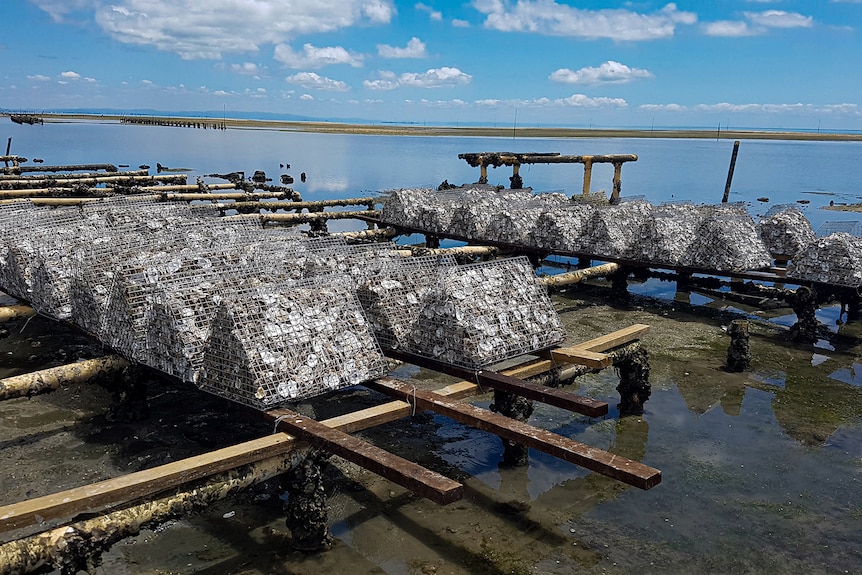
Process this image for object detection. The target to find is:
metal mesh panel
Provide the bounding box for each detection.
[410,256,566,369]
[757,206,815,259]
[304,242,403,288]
[1,206,85,305]
[529,204,596,252]
[486,193,570,245]
[816,221,862,238]
[356,254,457,351]
[0,202,51,298]
[198,278,389,409]
[685,209,772,271]
[787,233,862,287]
[587,200,654,260]
[379,188,435,229]
[638,203,705,266]
[448,189,533,239]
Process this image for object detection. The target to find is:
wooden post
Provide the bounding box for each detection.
[610,161,623,204]
[722,140,740,203]
[0,355,129,401]
[582,157,593,196]
[0,304,35,323]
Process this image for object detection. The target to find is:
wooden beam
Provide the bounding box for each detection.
[571,324,651,353]
[0,305,35,323]
[366,377,661,490]
[0,433,296,533]
[542,348,612,369]
[274,410,462,505]
[385,349,607,418]
[0,355,130,401]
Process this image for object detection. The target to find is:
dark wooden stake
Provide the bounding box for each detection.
[721,140,740,203]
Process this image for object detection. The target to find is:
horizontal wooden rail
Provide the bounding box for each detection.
[367,377,661,489]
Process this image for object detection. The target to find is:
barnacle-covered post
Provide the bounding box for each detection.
[613,342,651,416]
[790,285,820,343]
[509,163,523,189]
[609,266,630,302]
[107,362,149,422]
[490,391,534,466]
[283,449,333,551]
[725,319,752,372]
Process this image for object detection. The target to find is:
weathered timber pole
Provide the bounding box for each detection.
[0,169,145,182]
[0,355,129,401]
[7,163,119,174]
[721,140,741,203]
[0,449,310,575]
[218,197,376,214]
[258,210,380,225]
[398,245,499,260]
[610,161,624,204]
[0,305,35,323]
[581,157,593,196]
[540,262,621,289]
[334,227,398,241]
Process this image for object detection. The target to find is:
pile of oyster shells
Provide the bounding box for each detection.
[787,233,862,287]
[381,189,775,272]
[0,198,567,408]
[410,256,565,368]
[757,205,816,259]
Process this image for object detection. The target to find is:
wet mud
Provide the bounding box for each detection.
[1,281,862,574]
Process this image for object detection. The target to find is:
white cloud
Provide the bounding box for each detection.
[300,93,315,101]
[415,2,442,21]
[29,0,92,22]
[79,0,394,60]
[559,94,627,108]
[365,67,472,90]
[472,1,696,41]
[703,21,758,37]
[704,10,813,36]
[230,62,261,76]
[743,10,813,28]
[550,61,652,85]
[274,43,364,69]
[452,19,470,27]
[377,37,427,58]
[27,74,51,81]
[286,72,350,92]
[60,70,81,80]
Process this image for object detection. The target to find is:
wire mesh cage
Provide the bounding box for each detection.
[303,242,404,288]
[410,256,566,369]
[587,200,654,260]
[757,205,815,259]
[815,221,862,238]
[198,277,389,409]
[787,233,862,287]
[379,188,435,229]
[356,254,458,351]
[529,204,596,252]
[685,208,772,271]
[638,202,706,267]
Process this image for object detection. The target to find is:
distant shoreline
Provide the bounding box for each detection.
[16,112,862,142]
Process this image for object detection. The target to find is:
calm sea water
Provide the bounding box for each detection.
[6,121,862,233]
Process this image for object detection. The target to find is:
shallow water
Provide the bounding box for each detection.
[1,122,862,574]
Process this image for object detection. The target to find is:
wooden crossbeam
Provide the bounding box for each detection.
[274,410,462,505]
[384,349,607,417]
[0,434,295,534]
[537,324,651,369]
[366,377,661,490]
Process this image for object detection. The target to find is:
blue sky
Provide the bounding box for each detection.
[2,0,861,130]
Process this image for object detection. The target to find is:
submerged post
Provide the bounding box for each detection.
[725,319,752,372]
[722,140,741,203]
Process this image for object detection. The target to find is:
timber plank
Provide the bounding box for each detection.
[367,377,661,490]
[569,324,650,353]
[538,348,611,369]
[275,410,463,505]
[0,434,295,533]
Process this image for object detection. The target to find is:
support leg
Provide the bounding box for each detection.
[725,319,752,372]
[490,390,535,466]
[284,450,333,552]
[610,267,630,303]
[614,343,651,416]
[789,286,819,344]
[107,363,149,422]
